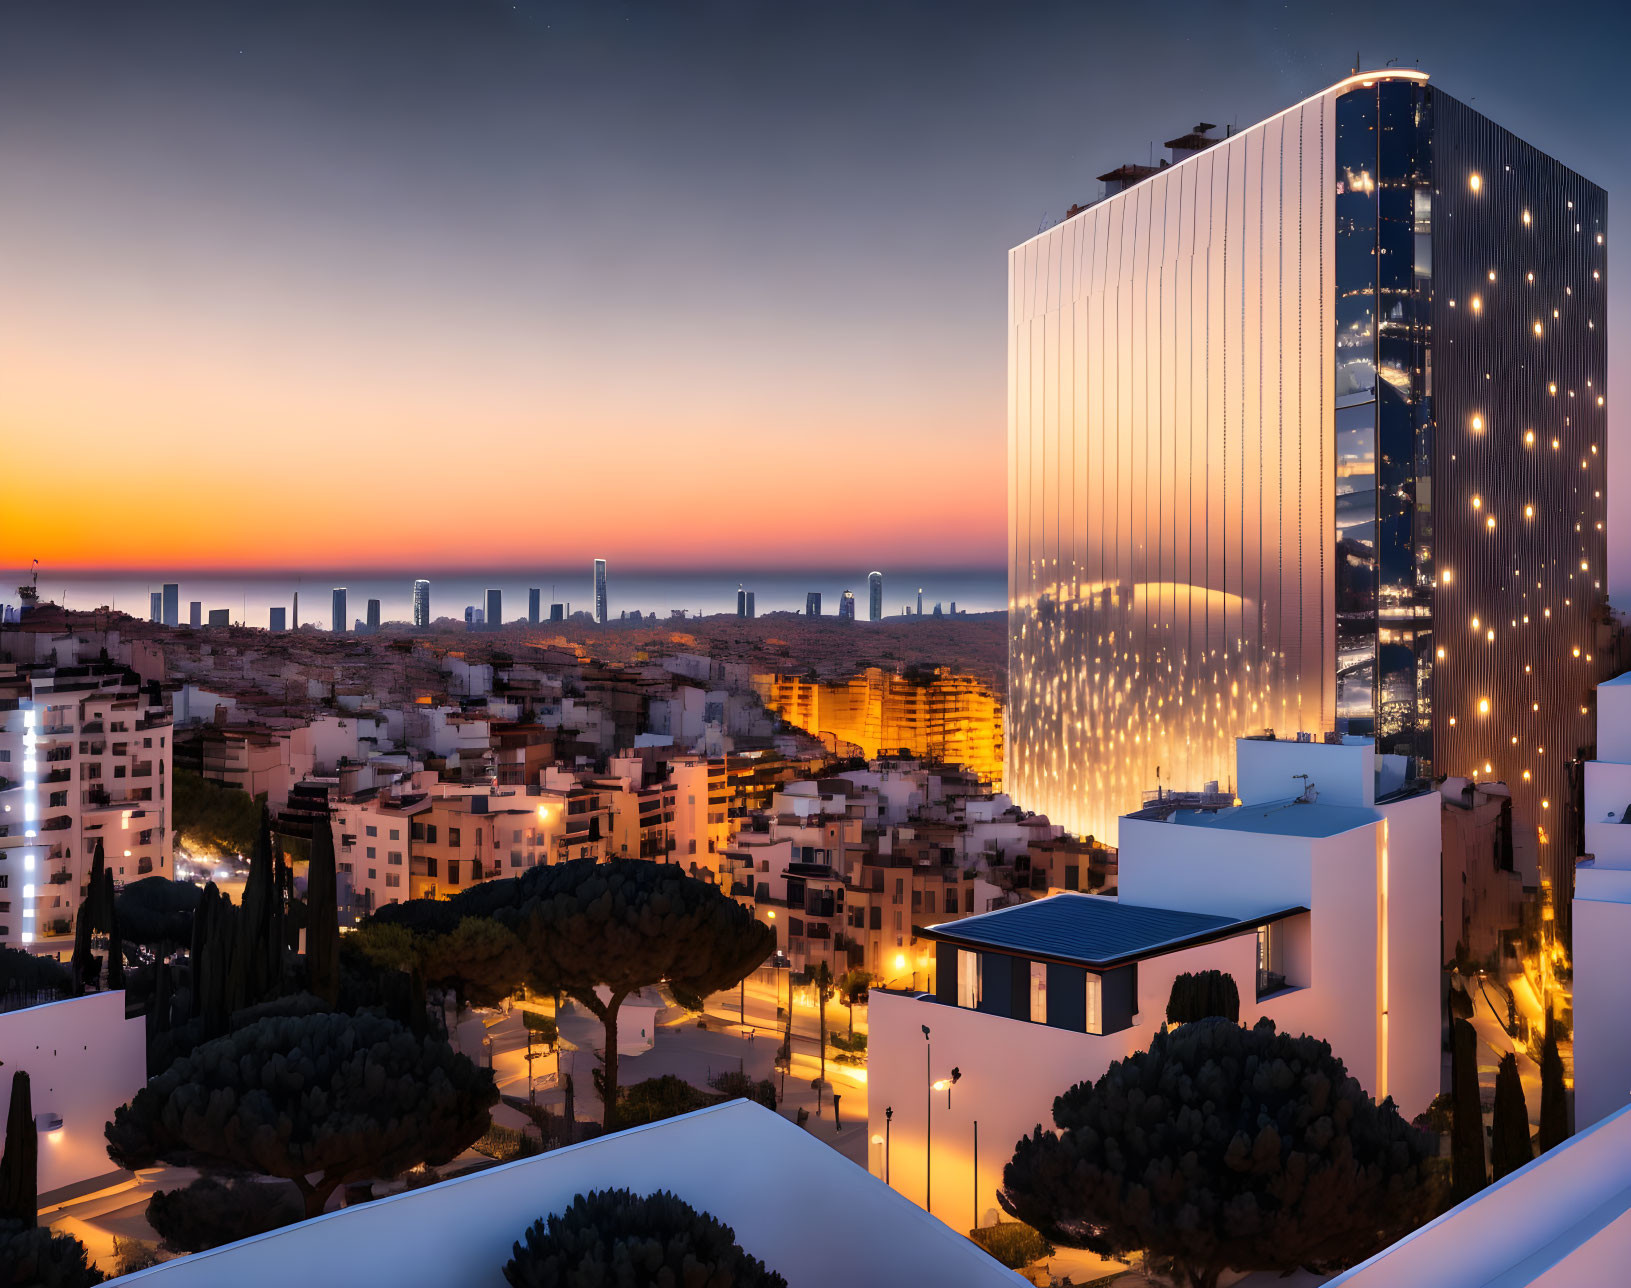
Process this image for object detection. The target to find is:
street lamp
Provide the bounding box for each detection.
[885,1105,893,1184]
[923,1024,932,1214]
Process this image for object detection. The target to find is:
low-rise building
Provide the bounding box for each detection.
[867,734,1441,1237]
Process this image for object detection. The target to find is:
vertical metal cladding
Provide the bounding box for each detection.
[1428,90,1608,912]
[1007,92,1337,845]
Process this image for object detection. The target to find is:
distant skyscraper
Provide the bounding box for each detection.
[161,583,179,627]
[550,603,564,623]
[745,591,755,618]
[149,590,162,622]
[839,591,856,621]
[806,592,821,617]
[331,588,347,633]
[208,608,230,628]
[737,585,747,617]
[486,588,502,629]
[916,588,923,616]
[366,598,381,631]
[1008,69,1607,872]
[413,579,431,628]
[189,601,202,628]
[464,606,485,625]
[594,559,609,625]
[868,571,884,622]
[293,590,299,630]
[269,606,286,632]
[528,588,541,623]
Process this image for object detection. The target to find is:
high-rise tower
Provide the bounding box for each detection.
[1008,70,1606,892]
[413,579,431,627]
[332,588,347,634]
[868,571,884,622]
[594,559,609,625]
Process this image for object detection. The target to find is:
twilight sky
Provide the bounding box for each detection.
[1,1,1625,589]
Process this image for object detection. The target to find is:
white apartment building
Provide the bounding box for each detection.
[0,664,173,945]
[868,734,1441,1236]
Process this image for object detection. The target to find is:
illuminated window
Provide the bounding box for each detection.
[957,949,981,1009]
[1030,961,1048,1023]
[1085,973,1103,1035]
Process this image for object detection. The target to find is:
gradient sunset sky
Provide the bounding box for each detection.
[2,1,1625,589]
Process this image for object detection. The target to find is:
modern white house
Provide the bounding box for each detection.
[116,1101,1021,1287]
[1327,1101,1631,1287]
[0,991,146,1196]
[867,734,1442,1236]
[1572,671,1631,1129]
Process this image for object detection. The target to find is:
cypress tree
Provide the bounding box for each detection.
[306,818,340,1007]
[1538,1015,1569,1152]
[70,899,98,995]
[0,1071,37,1227]
[86,841,109,932]
[1490,1052,1533,1181]
[1450,1017,1487,1202]
[102,868,125,990]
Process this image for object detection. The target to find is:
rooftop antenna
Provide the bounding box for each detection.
[1353,50,1361,75]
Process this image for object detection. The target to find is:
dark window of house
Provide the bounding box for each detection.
[449,828,461,847]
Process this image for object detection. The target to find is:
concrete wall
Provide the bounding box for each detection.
[1573,863,1631,1128]
[0,992,145,1194]
[1379,789,1444,1116]
[123,1102,1019,1288]
[1329,1103,1631,1287]
[1236,738,1375,807]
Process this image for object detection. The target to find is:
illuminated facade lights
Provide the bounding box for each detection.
[1008,72,1606,853]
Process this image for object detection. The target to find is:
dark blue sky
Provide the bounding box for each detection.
[2,1,1625,590]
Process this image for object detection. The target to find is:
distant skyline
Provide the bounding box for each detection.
[1,1,1624,592]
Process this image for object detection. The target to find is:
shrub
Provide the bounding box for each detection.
[969,1221,1055,1270]
[112,1236,165,1274]
[709,1069,777,1111]
[503,1188,785,1287]
[0,1220,104,1287]
[146,1176,303,1253]
[521,1010,558,1046]
[829,1031,867,1054]
[473,1124,543,1163]
[616,1075,717,1128]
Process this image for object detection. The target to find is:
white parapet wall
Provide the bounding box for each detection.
[1328,1103,1631,1287]
[120,1101,1022,1288]
[0,991,145,1194]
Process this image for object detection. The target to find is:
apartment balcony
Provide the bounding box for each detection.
[42,768,72,784]
[80,720,104,734]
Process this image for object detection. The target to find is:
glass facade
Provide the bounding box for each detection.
[1333,80,1434,765]
[1009,72,1606,861]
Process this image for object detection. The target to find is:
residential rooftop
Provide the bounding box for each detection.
[1168,799,1382,838]
[917,891,1303,969]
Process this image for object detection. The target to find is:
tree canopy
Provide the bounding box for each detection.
[0,1221,104,1288]
[999,1017,1444,1288]
[171,770,262,857]
[115,877,200,950]
[498,859,774,1129]
[0,1073,37,1227]
[1166,970,1240,1025]
[105,1009,497,1218]
[0,947,70,999]
[418,917,526,1012]
[502,1188,786,1288]
[146,1176,304,1254]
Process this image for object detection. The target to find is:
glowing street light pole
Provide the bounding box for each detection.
[922,1024,932,1214]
